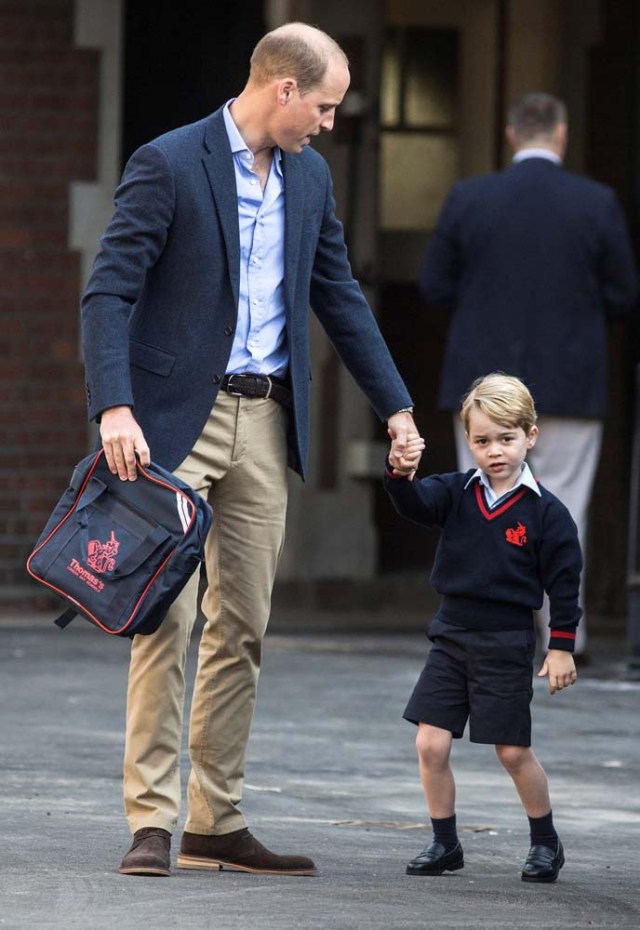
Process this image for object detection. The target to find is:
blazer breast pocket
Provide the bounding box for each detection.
[129,340,176,377]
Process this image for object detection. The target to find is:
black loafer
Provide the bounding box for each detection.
[521,840,564,883]
[406,841,464,876]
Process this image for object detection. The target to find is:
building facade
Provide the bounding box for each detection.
[2,0,638,623]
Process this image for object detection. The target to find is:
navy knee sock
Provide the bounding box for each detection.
[431,814,458,852]
[528,810,558,851]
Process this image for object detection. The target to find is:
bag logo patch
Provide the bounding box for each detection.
[67,559,104,593]
[505,521,527,547]
[86,530,120,573]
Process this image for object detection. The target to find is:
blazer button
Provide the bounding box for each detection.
[212,374,221,384]
[224,325,233,336]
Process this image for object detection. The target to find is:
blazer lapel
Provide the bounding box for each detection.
[282,152,304,312]
[202,110,240,308]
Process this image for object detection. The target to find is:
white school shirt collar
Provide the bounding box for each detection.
[464,461,541,507]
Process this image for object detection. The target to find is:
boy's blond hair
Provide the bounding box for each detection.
[460,373,537,434]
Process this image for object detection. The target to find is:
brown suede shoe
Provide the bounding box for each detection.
[119,827,171,876]
[177,828,317,875]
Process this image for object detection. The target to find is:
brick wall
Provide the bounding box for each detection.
[0,0,99,600]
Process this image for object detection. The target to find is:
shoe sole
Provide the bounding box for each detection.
[521,853,565,883]
[406,860,464,876]
[119,866,171,877]
[176,853,317,876]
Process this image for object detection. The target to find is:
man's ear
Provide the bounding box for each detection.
[505,125,517,151]
[277,78,297,106]
[554,122,568,157]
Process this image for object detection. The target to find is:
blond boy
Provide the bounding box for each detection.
[385,373,580,882]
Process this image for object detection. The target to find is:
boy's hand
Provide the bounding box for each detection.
[388,413,423,479]
[388,431,425,481]
[537,649,578,695]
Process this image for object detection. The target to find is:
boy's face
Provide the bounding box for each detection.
[465,408,538,491]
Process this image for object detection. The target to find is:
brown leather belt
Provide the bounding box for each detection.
[221,373,292,409]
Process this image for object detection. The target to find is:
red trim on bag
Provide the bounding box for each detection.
[26,450,102,569]
[26,451,197,635]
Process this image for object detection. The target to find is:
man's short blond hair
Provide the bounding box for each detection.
[249,22,348,94]
[460,373,538,434]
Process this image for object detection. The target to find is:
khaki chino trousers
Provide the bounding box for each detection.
[123,392,289,835]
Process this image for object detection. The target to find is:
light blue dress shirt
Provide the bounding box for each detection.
[223,101,288,377]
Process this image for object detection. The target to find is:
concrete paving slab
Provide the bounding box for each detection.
[0,613,639,929]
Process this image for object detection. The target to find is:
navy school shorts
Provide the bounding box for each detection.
[403,618,537,746]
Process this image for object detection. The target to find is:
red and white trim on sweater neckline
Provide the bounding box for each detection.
[474,481,529,521]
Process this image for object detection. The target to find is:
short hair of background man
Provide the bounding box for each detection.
[460,373,538,435]
[507,92,567,145]
[249,22,348,94]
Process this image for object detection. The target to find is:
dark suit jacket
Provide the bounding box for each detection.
[82,107,412,478]
[420,157,638,417]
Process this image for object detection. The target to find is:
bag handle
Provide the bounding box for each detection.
[76,476,109,512]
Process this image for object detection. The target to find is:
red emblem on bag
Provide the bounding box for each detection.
[505,521,527,547]
[86,530,120,573]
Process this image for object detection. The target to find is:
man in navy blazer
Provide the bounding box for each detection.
[420,92,637,661]
[82,23,417,877]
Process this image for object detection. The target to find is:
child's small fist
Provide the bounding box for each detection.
[388,431,426,479]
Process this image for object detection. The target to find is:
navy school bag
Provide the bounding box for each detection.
[26,450,212,637]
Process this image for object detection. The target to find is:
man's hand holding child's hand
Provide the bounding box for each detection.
[388,431,425,481]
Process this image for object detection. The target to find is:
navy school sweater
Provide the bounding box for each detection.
[384,466,582,652]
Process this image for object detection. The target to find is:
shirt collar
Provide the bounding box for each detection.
[512,148,562,166]
[223,99,283,177]
[464,461,541,497]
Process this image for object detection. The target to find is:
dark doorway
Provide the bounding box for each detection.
[122,0,265,165]
[582,0,640,618]
[375,24,460,574]
[375,283,455,573]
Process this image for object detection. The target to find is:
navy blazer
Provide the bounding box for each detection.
[82,107,412,478]
[420,158,638,417]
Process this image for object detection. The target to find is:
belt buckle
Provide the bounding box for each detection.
[226,374,245,397]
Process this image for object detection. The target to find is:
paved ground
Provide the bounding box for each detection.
[1,610,639,930]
